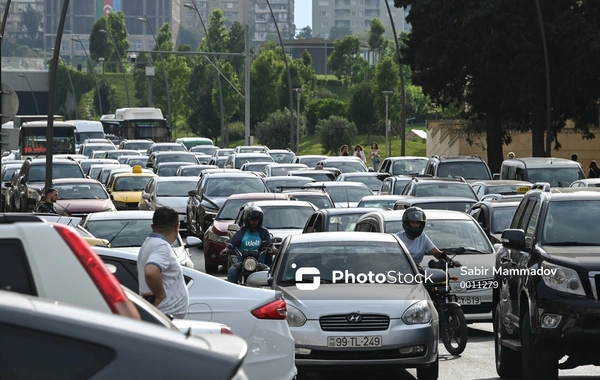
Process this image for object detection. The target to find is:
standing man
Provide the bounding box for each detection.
[507,152,515,160]
[35,188,58,214]
[571,153,578,162]
[137,207,189,318]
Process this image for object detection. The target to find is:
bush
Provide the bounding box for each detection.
[305,98,348,135]
[228,121,245,141]
[256,109,302,149]
[316,115,358,154]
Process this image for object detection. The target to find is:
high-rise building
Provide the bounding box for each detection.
[181,0,249,36]
[1,0,45,40]
[312,0,409,39]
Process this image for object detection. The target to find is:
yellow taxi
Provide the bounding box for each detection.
[107,165,157,210]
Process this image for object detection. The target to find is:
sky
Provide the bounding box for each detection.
[295,1,312,29]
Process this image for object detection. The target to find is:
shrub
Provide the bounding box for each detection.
[316,115,358,154]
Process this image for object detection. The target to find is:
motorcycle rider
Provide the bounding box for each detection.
[221,205,278,283]
[397,207,460,268]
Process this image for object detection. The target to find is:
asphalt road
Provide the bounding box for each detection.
[188,246,600,379]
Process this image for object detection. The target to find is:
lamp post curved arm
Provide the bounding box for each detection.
[184,2,225,147]
[19,73,39,114]
[100,28,130,107]
[72,35,103,116]
[138,16,172,138]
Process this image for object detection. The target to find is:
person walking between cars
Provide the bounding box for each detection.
[221,205,278,283]
[137,207,189,318]
[35,188,58,214]
[588,160,600,178]
[369,143,381,171]
[354,145,367,164]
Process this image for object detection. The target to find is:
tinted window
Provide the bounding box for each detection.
[262,206,314,229]
[204,177,267,196]
[0,323,115,378]
[3,167,18,181]
[321,160,365,173]
[124,141,153,151]
[358,199,397,208]
[266,179,313,192]
[384,221,404,233]
[392,160,427,175]
[190,146,218,155]
[437,162,491,180]
[340,176,384,192]
[158,154,197,164]
[270,153,295,164]
[28,164,84,182]
[234,156,274,169]
[271,166,300,176]
[414,183,477,200]
[113,176,153,191]
[54,183,108,200]
[325,213,365,232]
[291,194,332,209]
[392,179,411,195]
[0,239,36,295]
[157,181,198,197]
[491,207,518,234]
[101,258,139,292]
[542,200,600,245]
[154,145,186,152]
[326,186,373,203]
[425,219,493,253]
[410,201,474,212]
[290,172,334,182]
[527,167,585,187]
[298,157,324,167]
[216,199,250,220]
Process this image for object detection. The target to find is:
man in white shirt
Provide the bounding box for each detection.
[137,207,189,318]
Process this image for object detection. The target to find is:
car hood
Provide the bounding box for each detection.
[334,201,359,208]
[156,196,187,213]
[543,246,600,270]
[280,283,431,319]
[111,191,143,203]
[55,199,115,213]
[112,245,188,265]
[213,219,235,233]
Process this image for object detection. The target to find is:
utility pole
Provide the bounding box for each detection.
[382,91,393,157]
[244,24,251,146]
[293,88,302,153]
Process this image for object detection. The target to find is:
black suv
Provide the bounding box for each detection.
[423,155,492,181]
[11,158,85,212]
[493,184,600,379]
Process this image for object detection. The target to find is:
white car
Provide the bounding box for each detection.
[80,210,196,268]
[94,247,297,380]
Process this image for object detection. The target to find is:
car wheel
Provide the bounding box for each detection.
[494,304,522,378]
[522,311,558,380]
[205,261,218,274]
[416,353,438,380]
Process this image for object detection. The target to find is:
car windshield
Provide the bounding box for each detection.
[278,241,413,285]
[217,199,252,220]
[234,156,274,169]
[28,164,84,182]
[326,186,373,204]
[243,163,270,171]
[85,219,180,248]
[437,162,491,180]
[157,180,197,197]
[99,166,126,183]
[157,164,190,177]
[527,168,585,187]
[290,171,334,181]
[124,142,153,150]
[291,194,332,209]
[270,153,295,163]
[406,201,474,212]
[179,167,204,176]
[415,183,477,200]
[157,154,197,164]
[218,149,234,157]
[204,177,267,197]
[321,160,365,173]
[341,176,384,192]
[487,185,526,195]
[125,158,148,167]
[542,201,600,245]
[491,206,518,234]
[267,179,313,192]
[326,213,366,231]
[190,146,218,155]
[392,179,411,195]
[299,157,324,167]
[261,206,315,229]
[271,166,302,176]
[154,145,186,152]
[54,183,108,200]
[392,160,427,175]
[84,145,113,156]
[359,199,397,208]
[424,219,493,253]
[107,151,139,160]
[114,176,153,191]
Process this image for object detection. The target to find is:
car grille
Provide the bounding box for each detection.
[319,314,390,332]
[460,303,493,314]
[304,348,424,360]
[125,202,138,210]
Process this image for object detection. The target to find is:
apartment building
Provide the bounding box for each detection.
[181,0,248,32]
[1,0,45,40]
[312,0,409,39]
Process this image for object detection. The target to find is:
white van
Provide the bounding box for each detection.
[68,120,106,148]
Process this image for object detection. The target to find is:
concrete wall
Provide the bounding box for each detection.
[426,120,600,168]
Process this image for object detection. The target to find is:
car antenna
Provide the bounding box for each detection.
[56,203,71,224]
[345,188,350,208]
[108,222,130,246]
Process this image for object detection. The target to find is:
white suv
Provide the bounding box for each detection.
[0,214,139,320]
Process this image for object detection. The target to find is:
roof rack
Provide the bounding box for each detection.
[530,182,551,192]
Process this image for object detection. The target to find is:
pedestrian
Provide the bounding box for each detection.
[369,143,381,171]
[507,152,515,160]
[339,144,349,156]
[353,145,367,163]
[571,153,578,162]
[137,207,189,318]
[35,188,58,214]
[588,160,600,178]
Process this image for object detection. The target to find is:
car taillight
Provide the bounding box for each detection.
[53,224,141,320]
[251,299,287,320]
[221,327,234,335]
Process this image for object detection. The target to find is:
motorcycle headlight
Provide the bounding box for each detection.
[541,262,585,296]
[402,300,432,325]
[243,257,258,271]
[286,305,307,327]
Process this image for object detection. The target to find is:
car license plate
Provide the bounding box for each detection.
[327,336,382,348]
[457,296,481,305]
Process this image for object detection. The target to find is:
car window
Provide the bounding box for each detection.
[527,168,585,187]
[437,162,490,180]
[101,258,139,292]
[524,200,541,247]
[262,206,314,229]
[216,199,250,220]
[0,323,115,378]
[340,176,384,192]
[516,199,537,231]
[204,177,266,197]
[415,183,477,200]
[321,160,365,173]
[393,180,411,195]
[326,186,373,203]
[542,200,600,245]
[157,180,198,197]
[392,160,427,175]
[425,219,493,253]
[384,221,403,233]
[326,213,364,232]
[113,176,153,192]
[54,183,108,200]
[491,207,518,234]
[292,194,332,209]
[0,239,36,295]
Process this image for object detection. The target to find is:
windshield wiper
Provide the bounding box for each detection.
[544,241,600,246]
[463,248,491,254]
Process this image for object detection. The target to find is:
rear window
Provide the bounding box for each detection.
[28,164,84,182]
[438,162,491,180]
[527,168,585,187]
[415,183,477,200]
[0,239,36,295]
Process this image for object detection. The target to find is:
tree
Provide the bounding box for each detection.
[316,115,358,154]
[186,59,220,139]
[327,35,361,82]
[256,109,301,148]
[89,17,112,63]
[305,98,348,135]
[296,26,312,39]
[227,22,246,76]
[20,5,42,41]
[349,81,378,138]
[328,26,352,40]
[250,42,285,127]
[203,9,229,53]
[106,11,130,72]
[368,18,387,52]
[212,61,240,141]
[373,56,401,126]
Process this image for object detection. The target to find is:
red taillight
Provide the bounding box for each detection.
[53,224,141,320]
[221,326,234,335]
[251,299,287,320]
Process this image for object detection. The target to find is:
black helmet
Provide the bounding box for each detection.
[243,205,264,229]
[402,207,426,238]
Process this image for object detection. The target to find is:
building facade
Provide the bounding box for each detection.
[1,0,45,40]
[312,0,409,39]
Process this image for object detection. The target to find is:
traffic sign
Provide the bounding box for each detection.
[1,83,19,124]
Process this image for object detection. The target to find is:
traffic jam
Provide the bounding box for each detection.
[1,124,599,380]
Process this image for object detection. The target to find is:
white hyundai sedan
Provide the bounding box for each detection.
[93,247,297,380]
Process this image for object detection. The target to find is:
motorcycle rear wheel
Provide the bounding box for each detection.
[440,307,468,355]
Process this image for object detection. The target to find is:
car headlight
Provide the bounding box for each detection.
[402,300,432,325]
[286,305,307,327]
[541,262,585,296]
[243,257,258,271]
[206,230,229,242]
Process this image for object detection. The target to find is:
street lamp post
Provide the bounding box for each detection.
[18,73,39,114]
[184,2,225,147]
[51,48,78,119]
[293,88,302,153]
[99,28,131,107]
[138,16,173,138]
[382,91,393,157]
[72,35,103,116]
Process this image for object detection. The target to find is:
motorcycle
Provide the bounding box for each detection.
[425,248,468,356]
[226,243,272,285]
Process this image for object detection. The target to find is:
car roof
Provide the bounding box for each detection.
[156,161,195,166]
[504,157,581,167]
[472,200,521,208]
[29,158,80,164]
[204,172,262,179]
[410,177,468,184]
[433,155,484,161]
[84,210,155,220]
[152,142,184,146]
[316,207,382,215]
[289,231,401,243]
[267,149,293,153]
[385,156,429,161]
[233,152,271,157]
[399,196,477,203]
[51,178,103,184]
[543,189,600,198]
[360,195,406,200]
[366,209,473,221]
[339,172,389,177]
[152,151,195,156]
[263,176,315,181]
[226,192,292,200]
[307,181,369,187]
[575,178,600,183]
[154,176,200,182]
[247,200,314,207]
[471,180,532,186]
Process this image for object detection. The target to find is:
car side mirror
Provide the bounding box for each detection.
[493,173,500,180]
[188,190,197,197]
[228,224,240,232]
[501,229,526,250]
[246,271,271,287]
[184,236,202,249]
[368,167,375,172]
[141,193,150,200]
